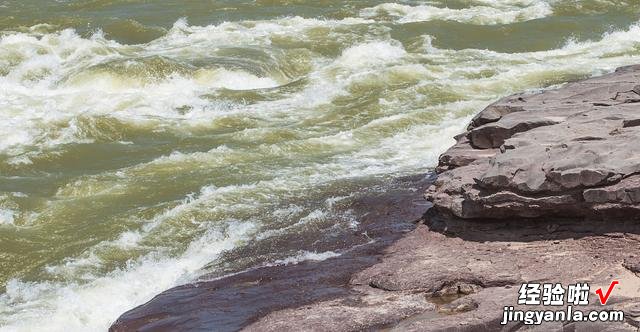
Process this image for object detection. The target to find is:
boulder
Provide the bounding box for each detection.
[427,66,640,219]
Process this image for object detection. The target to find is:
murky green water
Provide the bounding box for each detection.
[0,1,639,330]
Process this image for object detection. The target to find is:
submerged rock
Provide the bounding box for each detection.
[427,65,640,219]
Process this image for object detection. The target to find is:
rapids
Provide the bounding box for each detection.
[0,1,639,330]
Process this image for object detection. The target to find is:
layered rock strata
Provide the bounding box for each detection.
[427,65,640,219]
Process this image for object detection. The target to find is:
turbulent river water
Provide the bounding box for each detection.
[0,0,639,330]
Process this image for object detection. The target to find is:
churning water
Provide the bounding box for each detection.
[0,0,639,330]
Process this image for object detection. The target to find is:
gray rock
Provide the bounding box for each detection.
[427,65,640,219]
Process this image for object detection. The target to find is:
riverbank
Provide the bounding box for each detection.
[112,65,640,331]
[110,174,434,331]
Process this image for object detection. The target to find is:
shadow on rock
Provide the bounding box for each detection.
[424,209,640,243]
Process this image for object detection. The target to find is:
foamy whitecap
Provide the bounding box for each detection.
[153,16,373,53]
[0,221,255,331]
[272,250,341,266]
[360,1,553,25]
[112,231,144,249]
[0,208,16,226]
[194,68,281,90]
[335,41,407,69]
[0,16,374,157]
[3,15,635,160]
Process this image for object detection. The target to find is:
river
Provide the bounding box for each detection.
[0,0,639,330]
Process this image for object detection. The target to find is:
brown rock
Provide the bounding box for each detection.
[427,65,640,219]
[244,289,435,332]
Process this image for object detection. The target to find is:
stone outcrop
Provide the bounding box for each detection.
[245,218,640,331]
[427,64,640,219]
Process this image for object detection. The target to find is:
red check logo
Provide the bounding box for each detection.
[595,280,619,305]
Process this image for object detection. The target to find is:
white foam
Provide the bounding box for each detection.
[0,220,256,331]
[0,208,16,226]
[0,16,374,157]
[1,180,266,331]
[336,41,407,69]
[194,68,280,90]
[154,16,372,53]
[360,1,553,25]
[272,250,341,266]
[43,253,103,280]
[296,209,326,225]
[272,204,305,219]
[324,195,353,209]
[112,231,144,249]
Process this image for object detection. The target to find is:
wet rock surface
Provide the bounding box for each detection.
[247,216,640,331]
[109,175,434,332]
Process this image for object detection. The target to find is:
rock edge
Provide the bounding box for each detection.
[427,64,640,219]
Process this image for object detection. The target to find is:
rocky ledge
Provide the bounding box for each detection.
[427,64,640,219]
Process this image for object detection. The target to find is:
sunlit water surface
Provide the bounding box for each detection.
[0,0,639,330]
